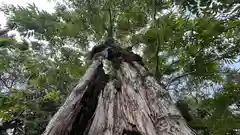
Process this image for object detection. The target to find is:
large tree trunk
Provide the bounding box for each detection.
[43,48,196,135]
[88,62,196,135]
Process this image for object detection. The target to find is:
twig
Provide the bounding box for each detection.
[168,71,194,84]
[161,59,181,77]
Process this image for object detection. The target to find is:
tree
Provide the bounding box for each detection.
[0,0,240,134]
[42,43,196,134]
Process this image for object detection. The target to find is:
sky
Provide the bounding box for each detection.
[0,0,56,27]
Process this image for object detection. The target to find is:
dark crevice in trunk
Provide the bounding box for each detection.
[70,65,109,135]
[122,123,142,135]
[90,40,144,70]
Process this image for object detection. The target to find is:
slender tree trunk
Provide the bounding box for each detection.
[43,50,196,135]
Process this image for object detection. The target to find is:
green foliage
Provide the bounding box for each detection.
[0,37,15,47]
[190,82,240,135]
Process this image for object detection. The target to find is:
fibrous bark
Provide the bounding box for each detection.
[88,62,196,135]
[43,45,197,135]
[43,58,108,135]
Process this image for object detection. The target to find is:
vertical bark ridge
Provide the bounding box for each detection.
[43,47,196,135]
[43,59,107,135]
[88,62,196,135]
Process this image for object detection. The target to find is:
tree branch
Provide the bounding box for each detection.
[0,77,9,88]
[153,0,161,80]
[0,76,12,92]
[167,71,196,86]
[167,68,230,86]
[9,74,17,89]
[125,43,139,52]
[107,7,113,40]
[0,28,9,36]
[86,0,107,37]
[161,59,181,76]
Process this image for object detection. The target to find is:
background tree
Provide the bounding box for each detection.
[0,0,240,134]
